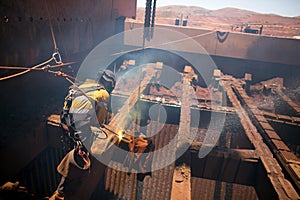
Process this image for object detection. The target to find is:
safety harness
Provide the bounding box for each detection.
[60,84,105,145]
[59,83,106,170]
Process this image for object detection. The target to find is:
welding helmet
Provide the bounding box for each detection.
[97,69,116,94]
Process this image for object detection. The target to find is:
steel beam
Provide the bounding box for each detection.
[170,66,196,200]
[220,75,299,199]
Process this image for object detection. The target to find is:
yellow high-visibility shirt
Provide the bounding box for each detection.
[69,79,109,126]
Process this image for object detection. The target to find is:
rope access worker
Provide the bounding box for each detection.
[50,69,116,200]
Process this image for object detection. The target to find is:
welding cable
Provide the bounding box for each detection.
[111,30,215,56]
[0,57,54,81]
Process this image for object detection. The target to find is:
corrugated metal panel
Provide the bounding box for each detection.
[105,162,137,200]
[17,147,66,197]
[191,177,258,200]
[104,122,178,200]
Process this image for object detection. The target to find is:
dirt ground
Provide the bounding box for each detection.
[137,6,300,38]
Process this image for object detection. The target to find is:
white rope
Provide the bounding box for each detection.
[0,57,54,81]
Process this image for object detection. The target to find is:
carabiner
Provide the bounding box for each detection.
[52,50,62,64]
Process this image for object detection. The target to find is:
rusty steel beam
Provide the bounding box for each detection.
[170,66,196,200]
[275,89,300,114]
[112,92,236,115]
[232,83,300,196]
[190,142,258,160]
[262,111,300,124]
[220,75,299,199]
[231,81,300,193]
[262,111,300,126]
[176,66,196,149]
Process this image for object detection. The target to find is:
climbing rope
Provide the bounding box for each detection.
[0,57,54,81]
[0,61,75,71]
[0,0,78,82]
[44,0,58,52]
[45,67,79,82]
[0,53,76,82]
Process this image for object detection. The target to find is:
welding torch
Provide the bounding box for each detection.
[100,124,133,144]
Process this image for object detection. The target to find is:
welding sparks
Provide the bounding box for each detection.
[117,130,124,143]
[116,130,133,144]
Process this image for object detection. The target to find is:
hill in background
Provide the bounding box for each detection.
[136,6,300,38]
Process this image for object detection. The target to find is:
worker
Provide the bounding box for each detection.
[50,69,116,200]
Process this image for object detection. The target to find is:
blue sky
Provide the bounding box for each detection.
[137,0,300,17]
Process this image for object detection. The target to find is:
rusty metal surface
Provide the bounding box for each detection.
[276,90,300,114]
[226,76,300,196]
[255,115,268,123]
[264,130,282,140]
[45,69,298,199]
[11,68,300,199]
[5,2,300,200]
[104,123,178,200]
[171,67,194,200]
[263,111,300,126]
[289,164,300,180]
[190,143,258,160]
[191,177,259,200]
[258,122,274,131]
[280,151,300,164]
[271,139,291,151]
[109,67,299,199]
[104,121,261,200]
[105,162,137,200]
[191,151,258,186]
[220,76,300,199]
